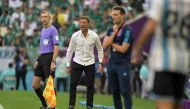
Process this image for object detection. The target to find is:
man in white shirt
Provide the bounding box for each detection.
[132,0,190,109]
[66,16,104,109]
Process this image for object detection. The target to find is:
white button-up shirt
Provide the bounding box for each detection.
[66,29,104,67]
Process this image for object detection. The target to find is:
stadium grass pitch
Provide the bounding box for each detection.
[0,90,155,109]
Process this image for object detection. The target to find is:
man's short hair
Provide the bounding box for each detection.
[41,10,48,14]
[40,10,50,17]
[112,6,126,15]
[80,16,90,23]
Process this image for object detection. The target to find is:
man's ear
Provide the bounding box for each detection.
[123,14,126,19]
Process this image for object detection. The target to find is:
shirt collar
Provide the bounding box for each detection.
[79,29,90,37]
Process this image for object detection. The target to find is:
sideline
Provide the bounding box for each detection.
[0,104,4,109]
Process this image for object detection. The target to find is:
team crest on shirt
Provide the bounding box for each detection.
[55,36,59,40]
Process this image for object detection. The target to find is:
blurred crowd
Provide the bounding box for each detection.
[0,0,153,98]
[0,0,151,48]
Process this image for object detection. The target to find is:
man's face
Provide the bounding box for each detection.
[40,12,51,26]
[79,19,89,32]
[111,10,124,24]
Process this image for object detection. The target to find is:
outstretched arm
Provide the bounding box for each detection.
[95,35,104,73]
[66,35,76,68]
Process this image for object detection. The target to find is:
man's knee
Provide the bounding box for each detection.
[112,89,120,95]
[32,76,42,89]
[121,90,131,98]
[87,84,94,90]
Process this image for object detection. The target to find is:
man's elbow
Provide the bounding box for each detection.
[120,50,127,54]
[119,44,129,54]
[120,48,128,54]
[54,45,59,52]
[55,45,59,49]
[103,46,107,50]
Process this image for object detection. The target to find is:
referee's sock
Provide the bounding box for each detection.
[34,88,48,107]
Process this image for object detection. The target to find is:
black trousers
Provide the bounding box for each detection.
[69,62,95,107]
[16,69,27,90]
[56,78,67,92]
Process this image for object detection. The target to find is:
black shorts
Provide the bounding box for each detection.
[153,71,186,101]
[34,53,55,78]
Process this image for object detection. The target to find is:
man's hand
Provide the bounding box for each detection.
[98,64,104,73]
[131,50,142,65]
[102,24,119,49]
[113,24,119,33]
[34,61,38,69]
[51,61,56,71]
[66,67,71,74]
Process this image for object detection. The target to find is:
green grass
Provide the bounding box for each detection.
[0,90,155,109]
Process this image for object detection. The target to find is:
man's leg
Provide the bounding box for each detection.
[107,64,122,109]
[46,72,56,109]
[0,82,3,90]
[32,76,48,107]
[21,71,27,90]
[42,53,56,109]
[16,70,20,90]
[56,78,61,92]
[100,73,106,94]
[117,64,132,109]
[156,100,175,109]
[153,72,186,109]
[63,78,67,92]
[69,62,83,108]
[84,64,95,108]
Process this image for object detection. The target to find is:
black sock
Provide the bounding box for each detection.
[54,88,57,95]
[34,88,47,107]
